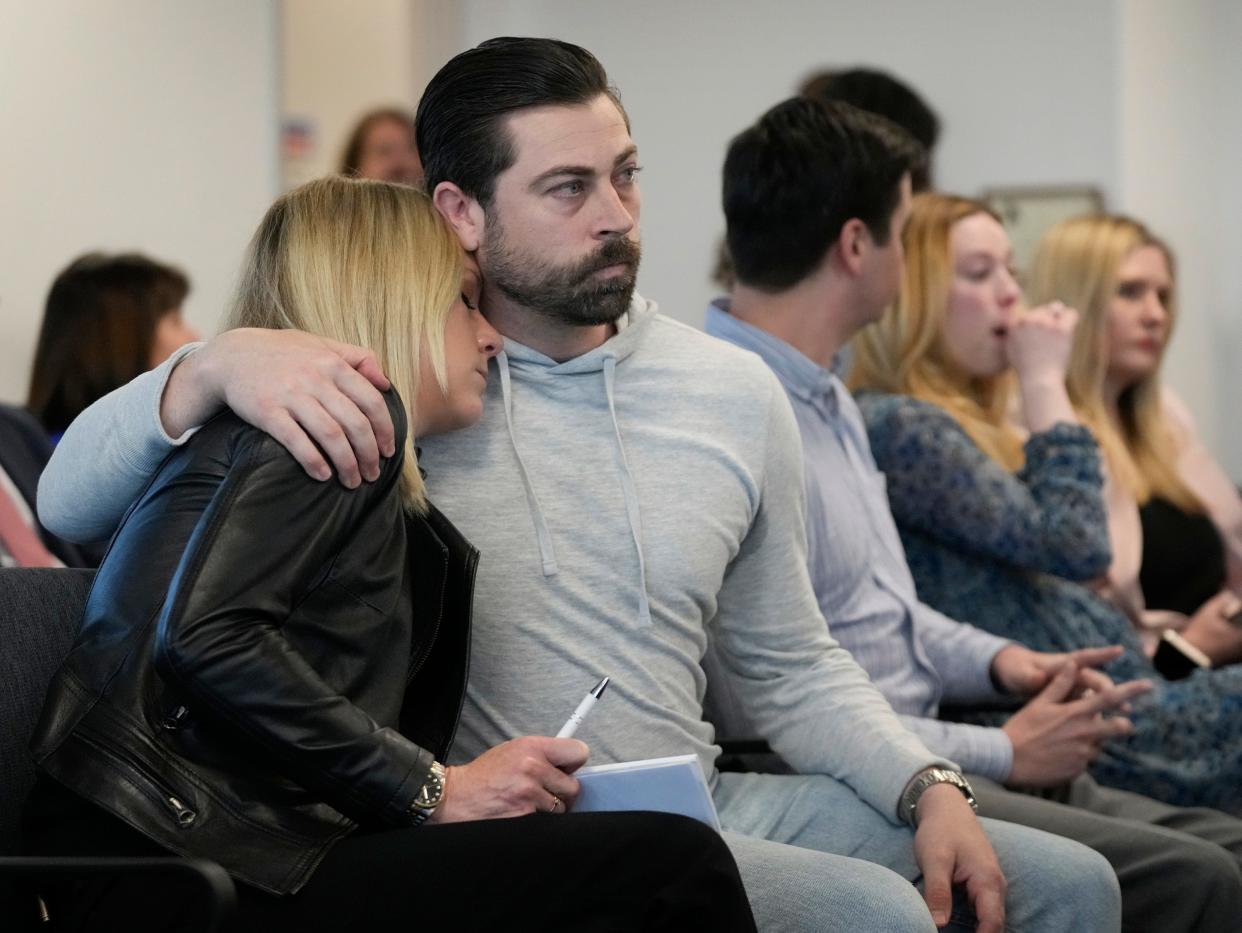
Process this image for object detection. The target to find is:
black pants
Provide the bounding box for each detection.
[22,777,756,932]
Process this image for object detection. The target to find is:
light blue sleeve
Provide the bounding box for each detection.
[898,715,1013,782]
[913,600,1014,705]
[37,343,204,542]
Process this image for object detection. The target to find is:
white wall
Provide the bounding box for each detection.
[1119,0,1242,474]
[6,2,1238,474]
[461,0,1121,332]
[0,0,280,404]
[281,0,464,187]
[458,0,1242,477]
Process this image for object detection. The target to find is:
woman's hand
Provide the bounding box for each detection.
[1180,590,1242,666]
[1006,302,1077,385]
[162,329,395,487]
[1007,302,1080,433]
[428,736,589,824]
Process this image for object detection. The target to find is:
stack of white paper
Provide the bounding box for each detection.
[570,753,721,831]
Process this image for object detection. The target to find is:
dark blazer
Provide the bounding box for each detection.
[29,391,477,894]
[0,404,101,567]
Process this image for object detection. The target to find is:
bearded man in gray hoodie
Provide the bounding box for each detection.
[39,37,1120,932]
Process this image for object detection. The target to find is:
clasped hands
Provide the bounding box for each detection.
[992,644,1152,788]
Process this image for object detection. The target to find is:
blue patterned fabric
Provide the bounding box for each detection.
[857,391,1242,815]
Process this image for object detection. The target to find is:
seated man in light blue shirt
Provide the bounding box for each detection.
[705,95,1242,933]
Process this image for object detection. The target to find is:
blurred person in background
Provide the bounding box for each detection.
[713,66,939,291]
[340,107,422,185]
[1029,215,1242,674]
[26,252,199,444]
[800,67,940,192]
[0,401,98,567]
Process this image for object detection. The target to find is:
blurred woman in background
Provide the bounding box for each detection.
[26,252,199,442]
[339,107,421,185]
[1029,215,1242,671]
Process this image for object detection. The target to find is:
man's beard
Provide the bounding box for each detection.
[481,216,642,327]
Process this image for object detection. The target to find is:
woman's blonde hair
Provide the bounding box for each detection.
[224,175,461,510]
[1027,214,1197,510]
[850,192,1025,469]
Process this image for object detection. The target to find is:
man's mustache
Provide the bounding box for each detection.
[578,238,642,277]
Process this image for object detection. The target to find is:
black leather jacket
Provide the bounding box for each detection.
[30,391,477,894]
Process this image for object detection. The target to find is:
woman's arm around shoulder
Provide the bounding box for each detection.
[38,344,204,543]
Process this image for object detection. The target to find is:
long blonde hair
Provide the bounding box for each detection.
[1027,214,1197,510]
[225,176,461,510]
[850,192,1025,469]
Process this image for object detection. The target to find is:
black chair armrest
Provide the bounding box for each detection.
[716,738,795,775]
[0,856,236,932]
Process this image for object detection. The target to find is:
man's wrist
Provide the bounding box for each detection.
[899,767,977,827]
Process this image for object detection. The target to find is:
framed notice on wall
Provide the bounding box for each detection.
[981,186,1105,281]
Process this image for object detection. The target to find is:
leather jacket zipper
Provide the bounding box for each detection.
[77,731,197,828]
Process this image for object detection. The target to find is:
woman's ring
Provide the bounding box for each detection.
[548,794,562,813]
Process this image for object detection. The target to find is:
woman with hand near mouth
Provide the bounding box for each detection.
[848,192,1242,814]
[1029,215,1242,674]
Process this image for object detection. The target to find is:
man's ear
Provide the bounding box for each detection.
[834,218,869,277]
[432,181,485,252]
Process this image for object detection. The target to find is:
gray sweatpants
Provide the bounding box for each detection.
[972,773,1242,933]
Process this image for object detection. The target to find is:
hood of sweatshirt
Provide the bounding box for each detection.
[494,295,657,625]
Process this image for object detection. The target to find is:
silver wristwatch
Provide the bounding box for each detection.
[898,767,976,827]
[408,761,447,826]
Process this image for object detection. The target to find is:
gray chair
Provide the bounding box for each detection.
[0,567,235,931]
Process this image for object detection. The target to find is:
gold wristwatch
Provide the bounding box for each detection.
[408,761,447,826]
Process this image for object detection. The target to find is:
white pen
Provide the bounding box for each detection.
[555,676,610,738]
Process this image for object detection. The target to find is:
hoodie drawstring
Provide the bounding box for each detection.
[495,350,652,626]
[497,351,559,576]
[603,355,652,626]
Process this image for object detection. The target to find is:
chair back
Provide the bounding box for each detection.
[0,569,93,854]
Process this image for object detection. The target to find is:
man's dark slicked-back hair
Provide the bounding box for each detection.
[416,37,625,206]
[723,97,923,292]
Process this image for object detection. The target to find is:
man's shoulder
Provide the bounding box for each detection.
[642,311,783,391]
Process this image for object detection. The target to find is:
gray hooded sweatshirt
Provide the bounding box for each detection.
[418,296,947,817]
[38,296,947,821]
